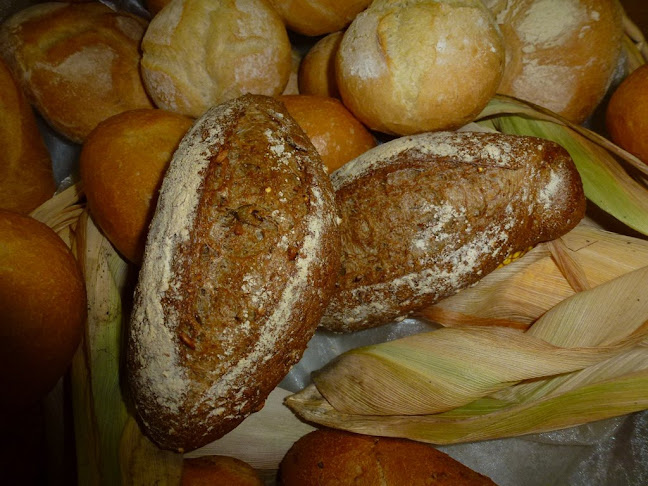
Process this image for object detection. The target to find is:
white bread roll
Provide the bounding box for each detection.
[141,0,292,118]
[335,0,505,136]
[484,0,624,123]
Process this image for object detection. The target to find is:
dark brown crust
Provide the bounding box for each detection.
[127,94,340,452]
[321,131,585,332]
[279,428,497,485]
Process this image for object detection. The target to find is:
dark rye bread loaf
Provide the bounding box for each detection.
[126,94,340,452]
[321,131,585,332]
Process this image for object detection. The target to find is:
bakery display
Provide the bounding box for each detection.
[484,0,624,123]
[140,0,292,118]
[0,2,153,143]
[335,0,505,135]
[0,57,54,213]
[80,108,193,264]
[321,131,586,332]
[0,209,86,411]
[126,94,340,452]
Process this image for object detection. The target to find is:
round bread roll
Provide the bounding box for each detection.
[0,210,86,411]
[0,2,153,143]
[266,0,370,36]
[298,31,343,99]
[80,109,193,264]
[278,94,376,172]
[0,57,54,214]
[606,63,648,164]
[335,0,505,136]
[181,456,262,486]
[141,0,291,118]
[279,429,497,485]
[484,0,624,123]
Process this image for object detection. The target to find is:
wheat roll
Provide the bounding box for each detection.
[266,0,371,36]
[298,31,343,99]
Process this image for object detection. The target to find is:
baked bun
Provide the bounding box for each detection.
[606,63,648,164]
[141,0,291,118]
[279,428,497,485]
[277,94,376,172]
[0,57,54,213]
[126,94,340,452]
[80,109,193,264]
[181,455,262,486]
[0,2,153,143]
[322,131,585,332]
[484,0,624,123]
[281,47,303,96]
[335,0,504,135]
[266,0,371,36]
[298,31,343,99]
[0,210,86,410]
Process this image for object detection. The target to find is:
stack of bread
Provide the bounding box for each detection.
[0,0,639,483]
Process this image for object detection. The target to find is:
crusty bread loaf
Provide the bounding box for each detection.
[0,57,54,213]
[298,31,343,99]
[141,0,291,118]
[80,109,194,264]
[484,0,623,123]
[0,2,153,143]
[0,210,86,410]
[320,131,586,332]
[126,94,341,452]
[181,455,262,486]
[279,428,497,485]
[266,0,371,36]
[335,0,504,135]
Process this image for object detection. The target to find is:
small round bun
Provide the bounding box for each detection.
[141,0,291,118]
[280,428,497,485]
[80,109,193,264]
[606,64,648,164]
[0,210,86,410]
[485,0,624,123]
[335,0,504,136]
[266,0,371,36]
[0,2,153,143]
[181,455,262,486]
[278,94,376,172]
[298,31,343,99]
[0,57,54,214]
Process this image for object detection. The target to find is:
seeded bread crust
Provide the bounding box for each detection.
[321,131,585,332]
[126,94,340,452]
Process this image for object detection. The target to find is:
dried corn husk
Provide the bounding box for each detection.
[286,265,648,443]
[623,12,648,72]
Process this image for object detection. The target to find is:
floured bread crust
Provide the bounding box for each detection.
[126,94,340,452]
[321,131,585,332]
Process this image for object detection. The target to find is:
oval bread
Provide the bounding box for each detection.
[126,94,341,452]
[321,131,586,332]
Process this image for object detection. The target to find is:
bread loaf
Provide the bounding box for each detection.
[0,57,54,213]
[279,428,497,485]
[0,2,153,143]
[321,131,585,332]
[484,0,623,123]
[126,94,341,452]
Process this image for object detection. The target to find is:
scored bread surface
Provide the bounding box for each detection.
[322,131,585,332]
[127,94,340,452]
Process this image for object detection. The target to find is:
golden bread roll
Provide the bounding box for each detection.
[266,0,370,36]
[606,63,648,164]
[485,0,624,123]
[141,0,291,118]
[0,210,86,410]
[80,109,193,264]
[126,95,340,452]
[0,57,54,213]
[181,455,262,486]
[298,31,343,99]
[0,2,153,143]
[322,131,585,332]
[279,429,497,485]
[281,47,303,96]
[278,94,376,172]
[335,0,505,136]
